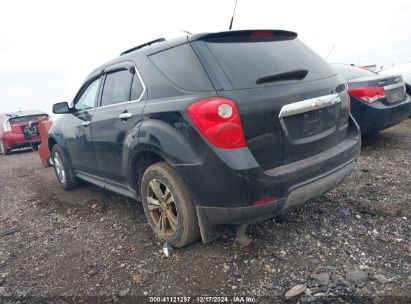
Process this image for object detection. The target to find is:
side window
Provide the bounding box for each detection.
[101,69,133,107]
[75,77,101,111]
[149,43,213,91]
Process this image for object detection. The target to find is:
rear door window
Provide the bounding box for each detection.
[204,39,335,89]
[101,69,133,107]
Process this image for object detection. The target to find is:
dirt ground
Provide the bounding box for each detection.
[0,119,410,303]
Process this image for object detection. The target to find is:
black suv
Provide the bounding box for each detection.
[50,30,361,247]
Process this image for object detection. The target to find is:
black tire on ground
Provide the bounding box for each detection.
[141,162,200,248]
[0,141,11,155]
[32,144,39,151]
[51,144,80,190]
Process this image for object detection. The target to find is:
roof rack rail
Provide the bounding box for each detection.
[120,38,166,56]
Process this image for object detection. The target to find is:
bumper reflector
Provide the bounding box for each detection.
[253,195,279,206]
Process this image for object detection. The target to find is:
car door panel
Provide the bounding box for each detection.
[91,62,146,187]
[64,76,102,175]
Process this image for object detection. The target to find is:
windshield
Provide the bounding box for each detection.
[331,64,376,81]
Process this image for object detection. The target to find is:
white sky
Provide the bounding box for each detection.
[1,0,410,115]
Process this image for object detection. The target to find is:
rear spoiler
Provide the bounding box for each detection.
[188,30,297,42]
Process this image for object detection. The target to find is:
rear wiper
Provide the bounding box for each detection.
[256,69,308,85]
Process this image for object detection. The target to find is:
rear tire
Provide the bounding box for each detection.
[141,162,200,248]
[0,141,11,155]
[51,144,79,190]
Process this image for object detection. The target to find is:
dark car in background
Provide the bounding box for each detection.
[0,110,49,155]
[331,64,411,135]
[379,63,411,96]
[49,30,360,247]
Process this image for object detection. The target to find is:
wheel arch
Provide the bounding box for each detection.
[130,149,166,200]
[129,118,205,199]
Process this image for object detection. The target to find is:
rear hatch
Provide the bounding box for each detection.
[8,114,48,138]
[191,30,350,170]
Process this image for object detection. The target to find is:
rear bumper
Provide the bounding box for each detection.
[351,96,411,134]
[174,116,361,243]
[197,160,356,242]
[2,132,41,149]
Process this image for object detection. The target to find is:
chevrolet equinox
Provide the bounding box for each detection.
[49,30,361,247]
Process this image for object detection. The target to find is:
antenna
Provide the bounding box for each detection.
[229,0,238,30]
[325,45,335,61]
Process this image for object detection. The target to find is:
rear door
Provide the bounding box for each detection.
[191,31,350,170]
[91,62,146,185]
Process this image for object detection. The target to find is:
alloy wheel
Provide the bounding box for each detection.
[53,152,66,184]
[146,179,178,236]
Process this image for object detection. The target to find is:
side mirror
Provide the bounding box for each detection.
[52,102,70,114]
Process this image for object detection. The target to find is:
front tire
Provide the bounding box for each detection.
[141,162,200,248]
[51,144,79,190]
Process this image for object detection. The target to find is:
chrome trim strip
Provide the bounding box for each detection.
[86,62,147,113]
[384,82,405,91]
[278,93,341,118]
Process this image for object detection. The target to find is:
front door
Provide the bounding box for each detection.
[64,76,102,175]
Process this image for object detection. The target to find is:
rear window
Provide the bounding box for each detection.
[204,39,335,90]
[332,64,375,80]
[9,114,48,123]
[149,43,213,91]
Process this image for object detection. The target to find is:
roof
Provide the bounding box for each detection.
[87,29,298,78]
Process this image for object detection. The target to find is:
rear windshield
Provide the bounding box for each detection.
[9,114,48,123]
[331,64,375,81]
[204,39,335,89]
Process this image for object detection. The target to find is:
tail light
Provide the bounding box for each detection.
[348,86,385,104]
[250,30,274,38]
[187,97,246,149]
[3,120,12,132]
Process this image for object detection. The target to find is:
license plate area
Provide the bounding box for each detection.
[21,122,40,138]
[282,104,339,139]
[385,87,405,103]
[384,82,406,104]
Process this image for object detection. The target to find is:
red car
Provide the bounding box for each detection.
[0,110,49,155]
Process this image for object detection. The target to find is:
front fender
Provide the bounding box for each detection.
[48,117,67,151]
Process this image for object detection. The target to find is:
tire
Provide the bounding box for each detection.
[32,143,39,151]
[48,155,54,167]
[141,162,200,248]
[51,144,79,190]
[0,140,11,155]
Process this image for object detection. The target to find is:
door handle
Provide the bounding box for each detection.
[119,112,132,120]
[81,121,90,127]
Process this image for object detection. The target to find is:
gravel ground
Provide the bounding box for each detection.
[0,119,410,303]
